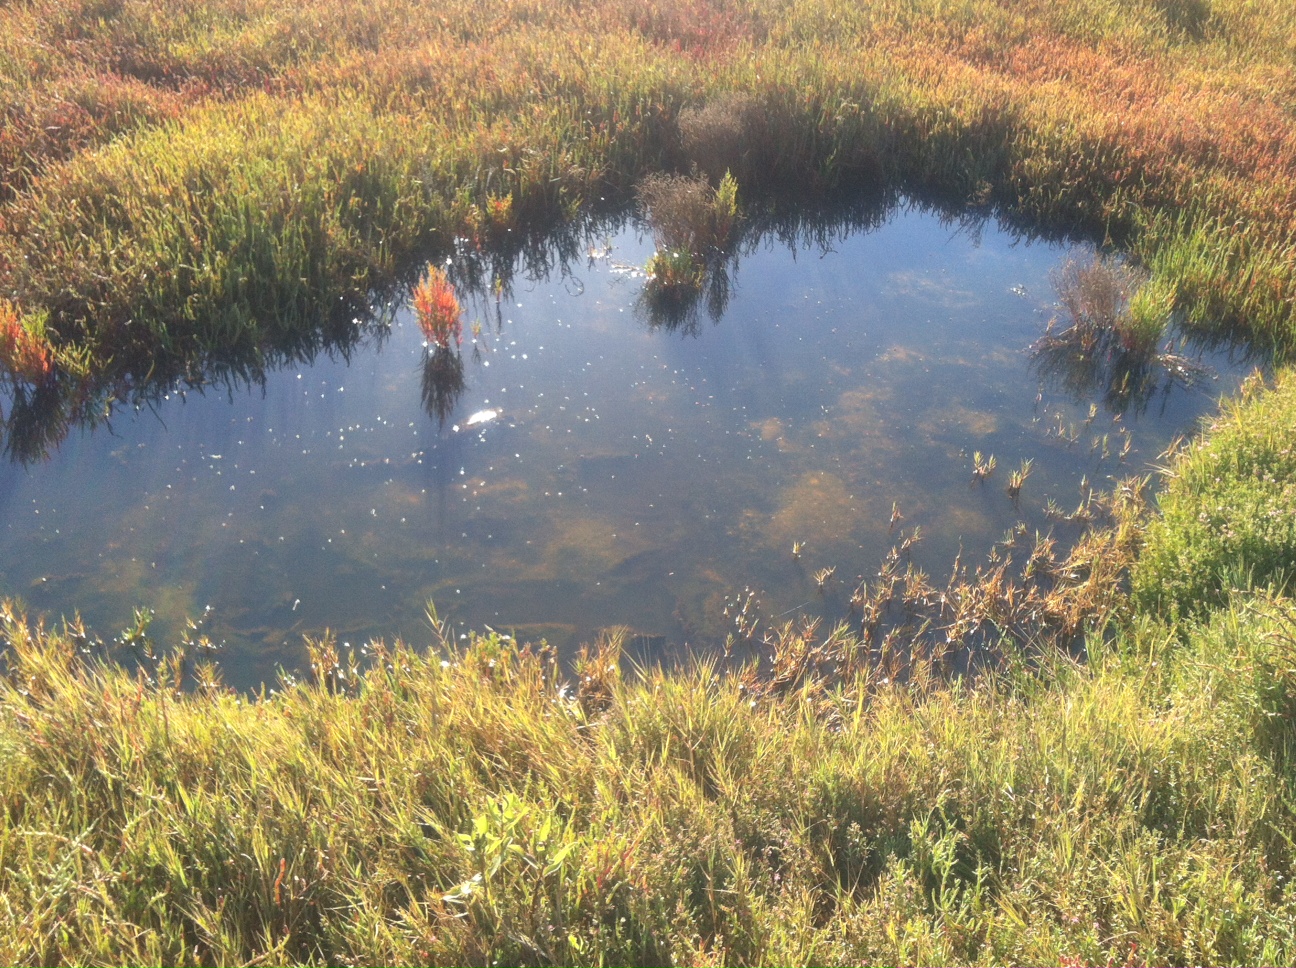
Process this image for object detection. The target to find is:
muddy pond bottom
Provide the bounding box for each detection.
[0,206,1254,689]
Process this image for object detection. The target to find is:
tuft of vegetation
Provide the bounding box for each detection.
[639,170,740,263]
[0,300,54,387]
[1053,256,1157,357]
[636,169,741,332]
[412,265,463,350]
[1030,255,1209,415]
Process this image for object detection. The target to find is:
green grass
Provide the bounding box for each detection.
[1134,370,1296,618]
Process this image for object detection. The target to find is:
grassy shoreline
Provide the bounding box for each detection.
[3,395,1296,962]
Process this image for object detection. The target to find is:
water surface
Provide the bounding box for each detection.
[0,205,1252,688]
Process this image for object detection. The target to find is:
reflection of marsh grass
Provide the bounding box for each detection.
[0,303,395,464]
[635,184,902,333]
[420,345,466,428]
[635,259,732,334]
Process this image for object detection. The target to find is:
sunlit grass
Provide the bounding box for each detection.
[2,582,1295,964]
[1135,368,1296,618]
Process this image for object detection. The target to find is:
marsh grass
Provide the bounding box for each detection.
[7,0,1296,386]
[1053,256,1157,357]
[636,169,742,332]
[0,300,54,386]
[639,171,740,261]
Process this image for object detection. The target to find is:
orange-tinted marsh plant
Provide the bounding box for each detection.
[413,265,463,350]
[0,301,54,384]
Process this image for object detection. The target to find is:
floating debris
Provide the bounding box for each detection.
[453,408,501,433]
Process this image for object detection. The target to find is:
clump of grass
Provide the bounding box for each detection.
[1006,457,1033,501]
[678,91,759,184]
[1053,255,1158,358]
[1031,255,1209,413]
[412,264,463,350]
[1125,273,1176,357]
[638,169,740,262]
[462,191,517,250]
[637,169,741,330]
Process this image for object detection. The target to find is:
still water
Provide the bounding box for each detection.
[0,205,1252,689]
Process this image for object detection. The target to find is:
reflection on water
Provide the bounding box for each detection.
[1030,323,1216,416]
[420,347,467,428]
[0,200,1260,689]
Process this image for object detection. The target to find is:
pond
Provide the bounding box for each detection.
[0,202,1256,689]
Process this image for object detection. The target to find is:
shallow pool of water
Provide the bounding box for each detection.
[0,204,1254,688]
